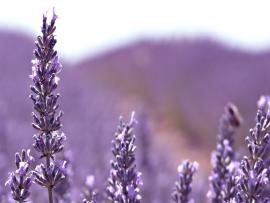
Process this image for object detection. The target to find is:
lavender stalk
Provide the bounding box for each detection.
[6,149,34,203]
[171,160,198,203]
[30,10,66,203]
[106,112,142,203]
[208,103,242,203]
[257,96,270,166]
[236,97,270,202]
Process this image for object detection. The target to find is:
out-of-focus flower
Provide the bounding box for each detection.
[6,149,33,203]
[54,150,73,203]
[208,103,241,203]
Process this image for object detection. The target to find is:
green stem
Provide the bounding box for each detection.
[46,155,53,203]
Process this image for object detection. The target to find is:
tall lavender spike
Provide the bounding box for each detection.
[171,160,199,203]
[257,96,270,164]
[6,149,34,203]
[30,10,66,203]
[208,103,242,203]
[106,112,143,203]
[236,97,270,202]
[257,96,270,199]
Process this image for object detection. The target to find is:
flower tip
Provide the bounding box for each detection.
[257,95,270,114]
[193,161,199,171]
[52,7,59,21]
[5,173,12,187]
[177,164,184,173]
[130,111,138,126]
[85,175,95,188]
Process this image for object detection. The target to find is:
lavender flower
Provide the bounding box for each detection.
[257,96,270,200]
[6,149,34,203]
[257,95,270,117]
[33,161,67,189]
[171,160,199,203]
[257,96,270,164]
[30,10,66,203]
[208,103,242,203]
[106,111,142,203]
[82,175,98,203]
[236,97,270,202]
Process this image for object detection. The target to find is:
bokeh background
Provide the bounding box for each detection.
[0,1,270,202]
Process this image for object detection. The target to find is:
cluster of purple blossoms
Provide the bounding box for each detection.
[30,11,65,160]
[208,103,242,203]
[106,112,143,203]
[171,160,199,203]
[257,96,270,167]
[236,96,270,202]
[30,10,66,203]
[6,150,34,203]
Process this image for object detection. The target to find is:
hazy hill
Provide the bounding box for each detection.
[76,39,270,151]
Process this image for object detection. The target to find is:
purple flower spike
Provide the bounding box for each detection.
[172,160,199,203]
[107,111,142,203]
[6,149,33,203]
[236,96,270,202]
[208,103,242,203]
[30,9,66,203]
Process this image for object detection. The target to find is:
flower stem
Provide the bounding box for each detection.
[46,155,54,203]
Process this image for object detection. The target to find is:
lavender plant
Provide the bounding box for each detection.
[257,96,270,165]
[257,96,270,199]
[106,112,142,203]
[171,160,198,203]
[236,97,270,202]
[208,103,242,203]
[29,10,66,203]
[6,149,34,203]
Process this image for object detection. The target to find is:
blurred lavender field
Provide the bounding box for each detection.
[1,27,270,202]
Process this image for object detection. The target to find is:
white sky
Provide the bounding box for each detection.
[0,0,270,62]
